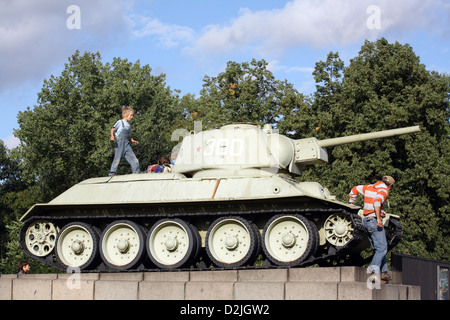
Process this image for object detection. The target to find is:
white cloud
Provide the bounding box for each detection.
[0,0,131,92]
[2,135,20,150]
[268,60,314,74]
[131,15,196,49]
[186,0,449,57]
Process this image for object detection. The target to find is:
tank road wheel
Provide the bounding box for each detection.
[24,220,58,257]
[147,218,200,269]
[324,213,354,247]
[100,220,146,270]
[56,222,100,270]
[262,214,317,267]
[206,216,259,268]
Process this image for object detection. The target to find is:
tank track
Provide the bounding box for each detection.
[387,218,402,251]
[306,210,366,268]
[20,207,374,272]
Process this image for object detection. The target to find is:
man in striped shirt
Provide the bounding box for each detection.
[349,175,395,283]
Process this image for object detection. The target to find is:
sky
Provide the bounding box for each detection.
[1,0,449,149]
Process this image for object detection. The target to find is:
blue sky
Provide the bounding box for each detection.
[1,0,449,149]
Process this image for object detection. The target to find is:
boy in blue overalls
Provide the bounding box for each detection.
[109,107,140,176]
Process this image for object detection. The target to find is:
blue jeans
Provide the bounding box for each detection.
[363,218,388,275]
[109,137,140,175]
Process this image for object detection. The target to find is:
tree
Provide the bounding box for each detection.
[0,220,58,274]
[15,51,183,201]
[0,140,26,194]
[0,141,36,261]
[278,52,345,140]
[291,39,449,261]
[188,59,303,130]
[312,52,344,111]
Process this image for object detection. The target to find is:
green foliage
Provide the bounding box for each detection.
[289,38,449,261]
[15,51,183,201]
[0,140,38,261]
[0,220,58,274]
[187,59,303,130]
[1,38,448,273]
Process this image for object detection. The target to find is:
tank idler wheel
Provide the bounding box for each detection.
[262,214,317,267]
[206,216,259,268]
[100,220,146,270]
[24,220,58,257]
[147,218,200,269]
[56,222,100,270]
[324,213,354,247]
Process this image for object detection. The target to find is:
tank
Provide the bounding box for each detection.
[19,123,421,272]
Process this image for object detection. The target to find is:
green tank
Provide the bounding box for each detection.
[19,123,420,271]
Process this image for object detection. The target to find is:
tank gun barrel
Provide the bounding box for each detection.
[289,125,421,175]
[317,126,421,148]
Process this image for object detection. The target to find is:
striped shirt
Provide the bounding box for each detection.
[348,181,389,218]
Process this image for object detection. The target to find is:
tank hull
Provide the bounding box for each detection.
[22,173,341,208]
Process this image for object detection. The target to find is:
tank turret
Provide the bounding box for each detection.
[174,123,421,176]
[19,123,420,272]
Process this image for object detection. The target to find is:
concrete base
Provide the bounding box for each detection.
[0,266,420,300]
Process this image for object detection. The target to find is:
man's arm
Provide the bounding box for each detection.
[373,188,388,227]
[349,185,364,205]
[374,206,383,227]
